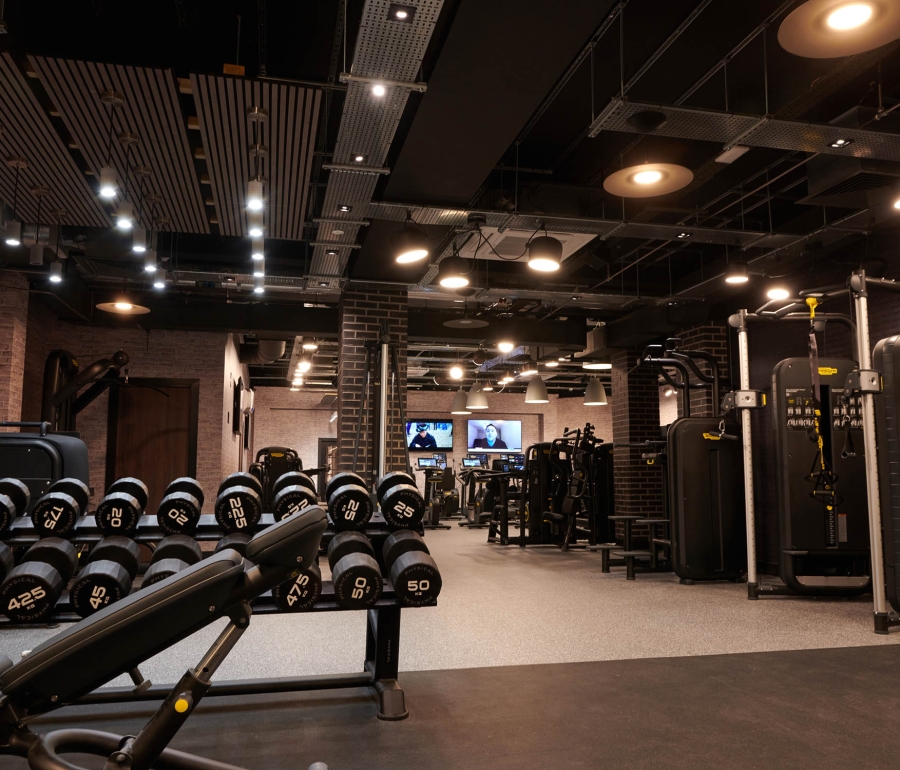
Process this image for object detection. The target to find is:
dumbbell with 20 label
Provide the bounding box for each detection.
[0,478,31,534]
[325,472,373,531]
[157,477,205,535]
[30,478,91,538]
[326,531,383,609]
[0,538,79,622]
[382,530,442,607]
[70,536,142,618]
[214,473,263,533]
[95,477,149,536]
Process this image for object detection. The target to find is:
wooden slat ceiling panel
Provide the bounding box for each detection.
[30,56,209,234]
[191,75,321,240]
[0,53,109,227]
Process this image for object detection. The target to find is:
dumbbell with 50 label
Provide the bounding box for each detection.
[326,531,383,609]
[382,530,442,607]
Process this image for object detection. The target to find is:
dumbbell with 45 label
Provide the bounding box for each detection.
[0,478,31,534]
[215,473,263,533]
[325,472,373,531]
[142,535,202,587]
[95,477,149,536]
[382,530,442,606]
[376,472,426,529]
[31,478,91,538]
[327,531,383,609]
[157,477,205,535]
[70,536,141,618]
[0,538,78,622]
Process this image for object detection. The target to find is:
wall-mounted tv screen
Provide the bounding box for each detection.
[406,420,454,451]
[466,419,523,452]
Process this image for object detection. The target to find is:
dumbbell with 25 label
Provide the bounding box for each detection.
[0,478,31,534]
[95,477,149,536]
[30,478,91,538]
[70,536,142,618]
[214,473,263,533]
[157,477,205,535]
[382,530,442,607]
[325,472,373,531]
[326,531,383,609]
[376,472,426,529]
[0,538,79,622]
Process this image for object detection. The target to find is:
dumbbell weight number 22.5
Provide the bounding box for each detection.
[7,586,47,611]
[228,497,247,529]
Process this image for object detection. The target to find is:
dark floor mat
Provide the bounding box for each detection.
[13,646,900,770]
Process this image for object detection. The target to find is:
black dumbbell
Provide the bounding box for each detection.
[325,472,373,531]
[273,471,316,499]
[0,542,13,585]
[157,477,205,535]
[214,533,251,557]
[0,478,31,534]
[30,478,90,538]
[271,562,322,612]
[142,536,202,587]
[326,531,383,610]
[215,473,263,534]
[0,538,78,622]
[95,477,149,536]
[273,484,318,521]
[70,536,141,618]
[382,530,442,607]
[376,472,426,529]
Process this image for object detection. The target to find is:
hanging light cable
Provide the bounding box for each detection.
[5,157,27,246]
[132,166,151,252]
[29,187,48,266]
[116,133,139,230]
[98,91,123,199]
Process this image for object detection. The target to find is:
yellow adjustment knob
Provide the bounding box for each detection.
[174,697,191,713]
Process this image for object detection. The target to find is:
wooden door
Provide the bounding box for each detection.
[107,379,199,515]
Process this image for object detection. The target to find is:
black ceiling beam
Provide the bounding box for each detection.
[408,311,585,347]
[125,301,338,335]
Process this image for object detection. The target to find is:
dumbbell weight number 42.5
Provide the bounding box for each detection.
[7,586,46,612]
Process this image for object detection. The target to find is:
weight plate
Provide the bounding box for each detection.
[214,485,263,533]
[166,477,205,509]
[331,552,383,610]
[380,484,425,529]
[376,471,416,502]
[157,492,202,535]
[328,485,373,531]
[0,542,13,583]
[142,558,185,588]
[0,494,14,534]
[273,471,316,498]
[390,552,442,607]
[22,537,79,580]
[326,531,374,568]
[382,530,429,570]
[0,478,30,514]
[272,562,322,611]
[151,535,202,566]
[0,562,63,622]
[273,485,318,521]
[107,477,149,511]
[215,533,251,556]
[70,561,132,618]
[89,536,141,580]
[47,478,90,514]
[325,472,366,500]
[218,472,263,498]
[31,492,80,537]
[95,492,141,536]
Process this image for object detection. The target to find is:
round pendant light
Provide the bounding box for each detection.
[438,256,470,288]
[527,236,562,272]
[97,294,151,314]
[584,379,608,406]
[394,222,430,264]
[603,163,693,198]
[778,0,900,58]
[450,388,471,415]
[525,376,550,404]
[725,261,750,284]
[466,383,489,410]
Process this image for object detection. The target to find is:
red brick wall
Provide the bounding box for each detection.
[673,323,730,418]
[251,387,337,470]
[0,274,29,427]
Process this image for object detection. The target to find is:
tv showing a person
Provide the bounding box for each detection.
[409,423,438,449]
[472,423,508,450]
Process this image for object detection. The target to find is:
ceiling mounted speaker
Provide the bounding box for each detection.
[778,0,900,58]
[603,163,693,198]
[625,110,668,133]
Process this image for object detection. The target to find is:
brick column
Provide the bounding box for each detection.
[611,347,664,526]
[337,283,408,480]
[0,273,29,428]
[674,323,729,418]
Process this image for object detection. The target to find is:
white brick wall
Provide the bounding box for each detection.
[251,387,337,470]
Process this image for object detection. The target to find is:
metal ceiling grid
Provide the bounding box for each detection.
[31,56,208,234]
[0,54,108,227]
[311,1,445,276]
[589,99,900,162]
[191,75,321,240]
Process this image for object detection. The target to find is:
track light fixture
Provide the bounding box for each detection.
[393,214,430,263]
[527,235,562,272]
[143,248,157,273]
[251,238,265,261]
[248,210,264,238]
[132,228,147,253]
[725,261,750,284]
[116,201,134,230]
[246,178,265,211]
[438,256,470,288]
[584,379,608,406]
[253,260,265,278]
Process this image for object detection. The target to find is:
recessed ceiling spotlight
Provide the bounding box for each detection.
[829,138,853,149]
[319,281,328,287]
[767,287,790,300]
[372,84,386,97]
[603,163,693,198]
[497,341,515,354]
[389,4,415,21]
[354,154,365,163]
[676,232,691,239]
[778,0,900,58]
[338,204,352,213]
[325,249,338,257]
[302,340,318,351]
[544,360,559,368]
[725,261,750,284]
[153,278,165,289]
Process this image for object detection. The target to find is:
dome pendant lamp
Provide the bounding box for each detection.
[451,388,471,415]
[394,213,430,264]
[466,383,489,410]
[438,256,470,288]
[527,235,562,272]
[584,379,608,406]
[525,376,550,404]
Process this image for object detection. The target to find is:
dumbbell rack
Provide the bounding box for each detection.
[0,513,434,720]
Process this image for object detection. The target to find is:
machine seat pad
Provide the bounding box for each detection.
[0,551,245,715]
[245,505,327,569]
